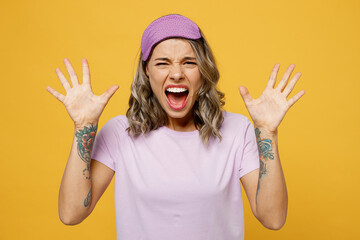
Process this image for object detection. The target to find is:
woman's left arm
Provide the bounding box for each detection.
[239,63,305,230]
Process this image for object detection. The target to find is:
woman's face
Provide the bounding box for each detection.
[146,38,202,128]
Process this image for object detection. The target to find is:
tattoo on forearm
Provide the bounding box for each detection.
[75,125,98,180]
[75,125,98,163]
[83,163,91,180]
[255,128,274,196]
[83,186,92,207]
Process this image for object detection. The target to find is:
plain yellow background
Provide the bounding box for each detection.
[0,0,359,239]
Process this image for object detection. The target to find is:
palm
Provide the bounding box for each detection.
[46,58,119,127]
[62,84,106,125]
[239,63,305,132]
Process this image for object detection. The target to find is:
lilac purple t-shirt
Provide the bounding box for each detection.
[91,111,259,240]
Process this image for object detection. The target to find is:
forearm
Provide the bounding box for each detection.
[254,126,288,230]
[58,123,98,225]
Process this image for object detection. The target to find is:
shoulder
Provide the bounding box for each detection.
[219,111,253,138]
[221,111,251,128]
[99,115,129,135]
[107,115,129,128]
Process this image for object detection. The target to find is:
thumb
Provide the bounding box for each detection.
[101,85,119,102]
[238,86,253,104]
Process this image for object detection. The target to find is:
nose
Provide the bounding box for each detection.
[169,64,184,81]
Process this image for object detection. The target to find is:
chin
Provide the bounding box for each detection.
[165,109,191,119]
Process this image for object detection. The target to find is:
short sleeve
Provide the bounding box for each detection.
[91,118,119,171]
[238,119,260,179]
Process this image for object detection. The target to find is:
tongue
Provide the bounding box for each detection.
[167,92,187,106]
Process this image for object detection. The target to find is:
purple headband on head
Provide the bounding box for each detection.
[141,14,202,61]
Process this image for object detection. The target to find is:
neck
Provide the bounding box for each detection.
[166,112,197,132]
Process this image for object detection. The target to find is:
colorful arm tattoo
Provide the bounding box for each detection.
[255,128,274,197]
[75,125,98,164]
[75,124,98,207]
[75,125,98,180]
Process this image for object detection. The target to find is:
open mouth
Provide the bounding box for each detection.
[165,86,189,110]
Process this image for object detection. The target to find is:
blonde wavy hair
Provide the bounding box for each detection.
[126,29,225,146]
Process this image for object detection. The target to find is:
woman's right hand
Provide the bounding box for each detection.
[46,58,119,128]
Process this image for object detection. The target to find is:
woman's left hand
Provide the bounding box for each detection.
[239,63,305,133]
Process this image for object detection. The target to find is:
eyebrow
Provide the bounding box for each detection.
[154,57,197,61]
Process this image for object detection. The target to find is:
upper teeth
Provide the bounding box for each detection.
[166,87,187,93]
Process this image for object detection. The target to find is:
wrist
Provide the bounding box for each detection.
[74,121,99,131]
[254,125,278,137]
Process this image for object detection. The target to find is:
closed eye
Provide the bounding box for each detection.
[155,62,196,66]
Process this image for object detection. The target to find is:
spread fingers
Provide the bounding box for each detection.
[63,58,79,86]
[55,68,71,92]
[276,64,295,92]
[283,72,302,97]
[46,86,65,103]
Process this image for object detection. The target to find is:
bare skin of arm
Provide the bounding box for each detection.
[58,123,115,225]
[240,129,286,230]
[238,63,305,230]
[46,58,118,225]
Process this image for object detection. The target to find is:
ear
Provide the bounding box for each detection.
[145,65,150,78]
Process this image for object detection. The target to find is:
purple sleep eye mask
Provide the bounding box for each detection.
[140,14,202,61]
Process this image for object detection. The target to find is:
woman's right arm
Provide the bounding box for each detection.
[58,123,114,225]
[46,58,119,225]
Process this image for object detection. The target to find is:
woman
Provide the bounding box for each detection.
[46,14,305,239]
